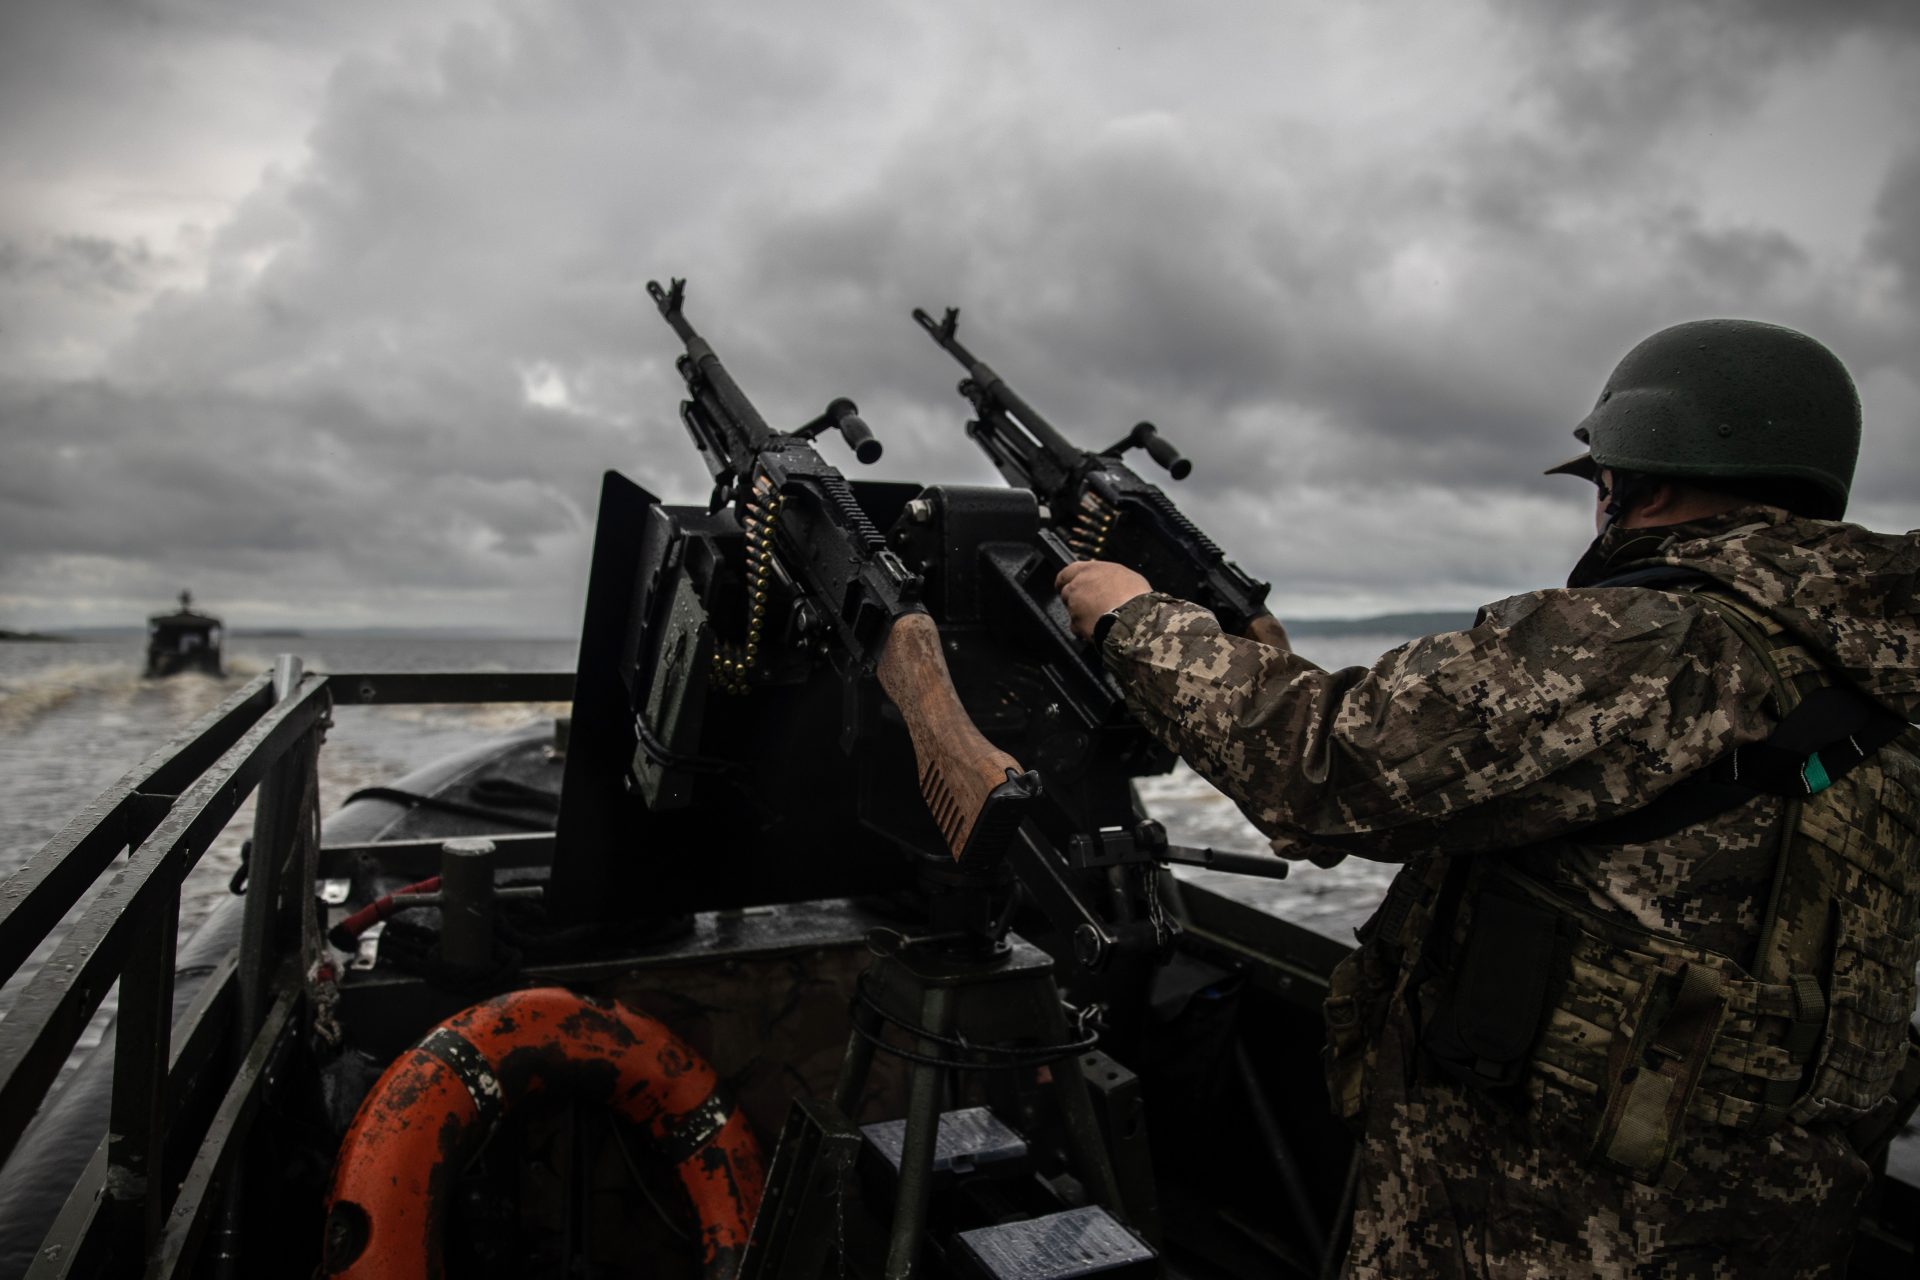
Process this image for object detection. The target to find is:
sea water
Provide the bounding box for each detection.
[0,631,1410,1037]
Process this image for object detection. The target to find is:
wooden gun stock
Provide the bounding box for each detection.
[875,611,1034,861]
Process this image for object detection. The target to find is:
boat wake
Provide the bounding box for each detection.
[0,657,269,736]
[0,662,141,734]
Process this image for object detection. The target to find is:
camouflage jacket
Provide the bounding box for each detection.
[1102,507,1920,957]
[1103,508,1920,1277]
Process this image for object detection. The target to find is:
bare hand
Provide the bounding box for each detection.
[1055,560,1151,640]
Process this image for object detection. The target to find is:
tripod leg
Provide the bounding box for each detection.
[832,1015,879,1117]
[1030,984,1127,1215]
[883,985,954,1280]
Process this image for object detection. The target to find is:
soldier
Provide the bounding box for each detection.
[1056,319,1920,1278]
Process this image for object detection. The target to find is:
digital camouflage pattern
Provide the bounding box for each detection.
[1102,507,1920,1278]
[1343,1003,1874,1279]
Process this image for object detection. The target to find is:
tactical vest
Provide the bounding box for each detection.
[1323,587,1920,1186]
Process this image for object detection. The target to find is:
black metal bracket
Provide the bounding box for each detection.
[736,1097,866,1280]
[1005,827,1163,973]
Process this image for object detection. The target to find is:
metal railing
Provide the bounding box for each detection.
[0,664,572,1278]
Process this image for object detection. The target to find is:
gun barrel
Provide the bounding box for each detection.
[651,279,775,455]
[913,307,1082,467]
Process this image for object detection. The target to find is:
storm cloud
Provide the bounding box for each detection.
[2,0,1916,630]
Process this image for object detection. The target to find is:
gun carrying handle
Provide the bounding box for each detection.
[1133,422,1191,480]
[827,398,882,465]
[874,610,1026,861]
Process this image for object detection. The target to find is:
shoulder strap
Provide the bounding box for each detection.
[1580,589,1908,847]
[1586,565,1722,591]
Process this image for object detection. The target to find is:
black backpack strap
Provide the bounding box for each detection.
[1588,565,1722,591]
[1587,683,1909,846]
[1716,684,1909,793]
[1577,577,1910,846]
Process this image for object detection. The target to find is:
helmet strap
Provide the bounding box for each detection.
[1601,470,1657,532]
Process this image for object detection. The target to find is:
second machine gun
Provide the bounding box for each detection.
[912,305,1290,652]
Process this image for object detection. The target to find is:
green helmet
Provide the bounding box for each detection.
[1546,318,1861,519]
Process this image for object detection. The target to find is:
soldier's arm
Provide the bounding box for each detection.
[1098,587,1779,860]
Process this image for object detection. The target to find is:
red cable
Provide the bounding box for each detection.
[327,876,441,950]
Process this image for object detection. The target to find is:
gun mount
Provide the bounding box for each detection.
[548,282,1288,990]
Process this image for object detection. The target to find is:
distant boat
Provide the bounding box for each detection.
[144,589,224,677]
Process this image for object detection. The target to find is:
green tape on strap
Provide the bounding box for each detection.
[1802,752,1832,795]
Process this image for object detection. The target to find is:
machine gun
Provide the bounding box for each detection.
[913,306,1288,648]
[649,278,1039,863]
[554,280,1286,960]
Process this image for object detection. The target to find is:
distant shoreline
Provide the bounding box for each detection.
[0,629,72,643]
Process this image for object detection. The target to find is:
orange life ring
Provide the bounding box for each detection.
[321,987,766,1278]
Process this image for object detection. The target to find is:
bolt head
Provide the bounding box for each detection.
[1073,923,1107,968]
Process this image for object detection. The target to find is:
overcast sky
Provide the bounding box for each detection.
[3,0,1916,633]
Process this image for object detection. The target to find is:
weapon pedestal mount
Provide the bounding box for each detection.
[741,863,1147,1279]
